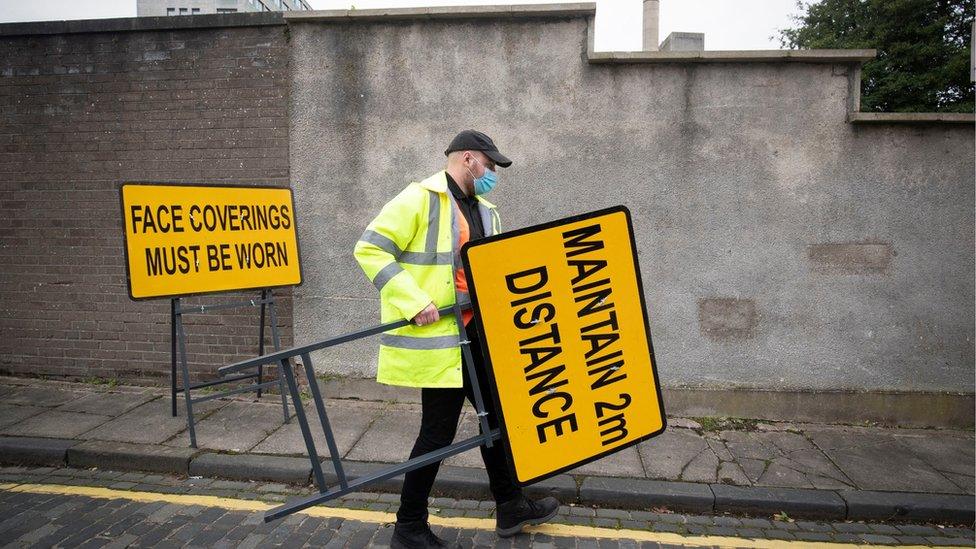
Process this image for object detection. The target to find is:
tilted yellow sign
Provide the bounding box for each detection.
[121,183,302,299]
[462,206,665,485]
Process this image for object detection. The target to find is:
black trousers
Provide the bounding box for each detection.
[396,323,522,523]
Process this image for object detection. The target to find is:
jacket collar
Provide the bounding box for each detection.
[418,170,496,208]
[418,170,448,193]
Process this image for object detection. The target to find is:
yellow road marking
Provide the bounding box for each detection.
[2,483,964,549]
[5,482,271,511]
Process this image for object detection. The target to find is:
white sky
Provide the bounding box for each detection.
[0,0,807,51]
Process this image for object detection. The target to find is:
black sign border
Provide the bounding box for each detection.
[119,181,304,301]
[461,205,668,487]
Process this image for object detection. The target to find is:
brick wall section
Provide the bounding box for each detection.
[0,15,293,385]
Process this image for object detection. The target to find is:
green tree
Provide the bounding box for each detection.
[779,0,974,112]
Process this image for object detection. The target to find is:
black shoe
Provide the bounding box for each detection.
[495,495,560,538]
[390,520,458,549]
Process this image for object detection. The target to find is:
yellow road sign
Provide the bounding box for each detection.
[462,206,665,485]
[120,183,302,299]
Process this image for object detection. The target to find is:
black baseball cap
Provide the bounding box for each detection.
[444,130,512,168]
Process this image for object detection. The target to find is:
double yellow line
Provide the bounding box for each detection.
[0,483,960,548]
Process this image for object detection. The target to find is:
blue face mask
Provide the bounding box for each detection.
[470,158,497,196]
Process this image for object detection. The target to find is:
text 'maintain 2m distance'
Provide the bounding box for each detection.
[462,206,666,485]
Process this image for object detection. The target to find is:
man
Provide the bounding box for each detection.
[354,130,559,548]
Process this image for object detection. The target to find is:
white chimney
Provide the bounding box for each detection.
[643,0,660,51]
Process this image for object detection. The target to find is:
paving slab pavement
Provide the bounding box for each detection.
[1,409,113,439]
[252,399,389,458]
[55,390,157,417]
[715,461,751,485]
[441,410,484,468]
[0,375,973,524]
[896,434,976,494]
[1,385,87,407]
[804,426,968,494]
[162,400,287,452]
[344,402,421,463]
[84,397,225,445]
[0,404,48,429]
[570,445,646,478]
[721,430,854,490]
[639,429,718,482]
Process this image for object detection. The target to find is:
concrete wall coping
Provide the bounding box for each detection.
[0,12,284,37]
[0,4,596,37]
[848,112,976,124]
[0,8,966,130]
[0,7,871,71]
[283,3,597,22]
[587,49,879,64]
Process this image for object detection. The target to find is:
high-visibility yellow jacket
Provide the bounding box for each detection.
[354,170,501,388]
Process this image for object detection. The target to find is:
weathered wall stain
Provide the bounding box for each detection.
[807,242,894,275]
[698,298,759,341]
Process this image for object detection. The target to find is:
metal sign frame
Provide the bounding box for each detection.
[118,181,304,447]
[217,303,493,523]
[171,289,290,448]
[460,205,667,486]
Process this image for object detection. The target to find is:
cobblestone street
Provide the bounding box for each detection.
[1,465,973,548]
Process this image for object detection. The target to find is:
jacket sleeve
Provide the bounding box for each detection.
[354,186,433,322]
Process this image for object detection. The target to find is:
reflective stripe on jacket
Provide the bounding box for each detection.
[353,170,501,388]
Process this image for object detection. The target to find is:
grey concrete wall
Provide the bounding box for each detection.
[288,11,975,396]
[660,32,704,52]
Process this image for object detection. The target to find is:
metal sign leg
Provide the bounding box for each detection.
[171,299,178,418]
[279,358,327,492]
[257,290,267,399]
[301,353,348,490]
[268,294,290,423]
[174,299,198,448]
[453,302,494,449]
